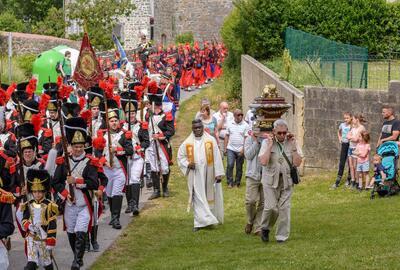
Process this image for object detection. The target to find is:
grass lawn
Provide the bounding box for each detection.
[265,58,398,91]
[92,79,400,270]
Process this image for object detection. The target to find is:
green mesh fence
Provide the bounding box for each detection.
[284,27,369,89]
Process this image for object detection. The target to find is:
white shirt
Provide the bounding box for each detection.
[226,120,249,152]
[213,111,234,139]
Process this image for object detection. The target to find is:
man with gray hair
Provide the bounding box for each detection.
[258,119,302,243]
[213,101,234,158]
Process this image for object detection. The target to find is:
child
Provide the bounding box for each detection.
[331,112,352,189]
[354,131,371,190]
[369,154,386,188]
[347,114,366,189]
[21,169,58,270]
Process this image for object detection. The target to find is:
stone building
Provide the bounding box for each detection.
[65,0,233,49]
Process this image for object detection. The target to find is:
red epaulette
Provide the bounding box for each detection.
[141,121,149,130]
[56,156,64,165]
[165,111,173,121]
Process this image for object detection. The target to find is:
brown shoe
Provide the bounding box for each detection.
[245,223,253,234]
[254,231,262,236]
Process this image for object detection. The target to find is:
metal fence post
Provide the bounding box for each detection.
[388,59,391,83]
[332,61,336,80]
[7,32,12,82]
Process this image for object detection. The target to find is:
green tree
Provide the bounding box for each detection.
[0,0,62,25]
[66,0,136,50]
[0,11,25,32]
[32,7,65,38]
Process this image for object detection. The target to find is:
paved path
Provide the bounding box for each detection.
[8,85,206,270]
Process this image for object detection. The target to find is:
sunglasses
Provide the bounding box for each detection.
[276,132,287,136]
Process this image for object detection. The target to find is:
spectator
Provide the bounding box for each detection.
[370,154,386,188]
[244,108,255,130]
[244,130,266,236]
[331,112,352,189]
[59,51,72,84]
[377,105,400,147]
[199,105,219,141]
[224,109,249,188]
[354,131,371,190]
[213,101,234,158]
[258,119,303,243]
[195,98,215,120]
[347,114,366,189]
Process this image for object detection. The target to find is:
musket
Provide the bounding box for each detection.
[15,95,26,199]
[103,96,114,167]
[149,102,163,184]
[57,100,75,202]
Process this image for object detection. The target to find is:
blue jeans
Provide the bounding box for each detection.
[226,149,244,185]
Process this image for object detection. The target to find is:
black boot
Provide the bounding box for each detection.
[148,172,161,200]
[68,232,80,270]
[24,262,37,270]
[44,264,54,270]
[145,163,153,188]
[112,195,123,229]
[108,197,115,226]
[132,183,141,216]
[75,232,86,267]
[125,185,133,214]
[90,225,100,252]
[162,173,170,197]
[85,233,90,252]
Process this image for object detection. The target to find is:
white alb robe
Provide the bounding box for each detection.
[177,132,225,228]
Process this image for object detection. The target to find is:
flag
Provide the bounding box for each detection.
[73,32,104,90]
[112,33,128,64]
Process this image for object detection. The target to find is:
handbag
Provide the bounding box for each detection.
[277,143,300,184]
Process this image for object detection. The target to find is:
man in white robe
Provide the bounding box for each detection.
[177,119,225,231]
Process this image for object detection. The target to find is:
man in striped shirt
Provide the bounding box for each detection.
[224,109,250,188]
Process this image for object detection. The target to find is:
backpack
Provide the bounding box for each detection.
[55,59,65,74]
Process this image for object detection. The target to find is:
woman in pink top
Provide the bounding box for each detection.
[346,114,366,189]
[354,131,371,190]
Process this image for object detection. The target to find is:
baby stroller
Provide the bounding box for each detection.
[371,141,400,199]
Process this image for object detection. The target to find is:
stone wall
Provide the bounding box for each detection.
[304,83,400,171]
[0,32,80,56]
[119,0,152,50]
[173,0,233,41]
[153,0,175,45]
[241,55,305,172]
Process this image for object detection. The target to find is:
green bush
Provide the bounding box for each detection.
[0,11,25,32]
[175,32,194,46]
[223,0,400,63]
[15,54,36,78]
[0,56,29,84]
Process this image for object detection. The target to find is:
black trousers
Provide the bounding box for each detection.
[336,142,350,184]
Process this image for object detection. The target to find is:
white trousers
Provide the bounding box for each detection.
[0,244,9,270]
[105,167,126,196]
[145,141,169,174]
[65,203,90,233]
[26,235,52,267]
[128,157,144,184]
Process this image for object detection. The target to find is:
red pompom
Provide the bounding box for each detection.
[26,78,37,97]
[58,84,73,100]
[6,83,16,100]
[93,137,106,150]
[134,85,144,101]
[141,76,150,88]
[80,110,92,124]
[39,94,51,113]
[0,89,8,106]
[56,76,63,87]
[78,96,86,111]
[147,81,158,94]
[30,114,42,136]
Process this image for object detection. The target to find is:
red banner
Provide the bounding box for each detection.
[73,32,103,90]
